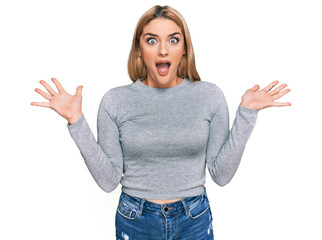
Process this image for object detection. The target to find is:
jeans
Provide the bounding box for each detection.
[115,187,214,240]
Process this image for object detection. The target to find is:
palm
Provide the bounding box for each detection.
[49,90,81,119]
[241,80,291,111]
[31,78,83,121]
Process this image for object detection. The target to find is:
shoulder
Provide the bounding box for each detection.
[190,79,226,100]
[97,83,133,115]
[101,82,133,103]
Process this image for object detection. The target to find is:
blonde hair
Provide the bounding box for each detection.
[128,5,201,82]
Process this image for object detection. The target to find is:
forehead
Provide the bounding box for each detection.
[142,18,182,35]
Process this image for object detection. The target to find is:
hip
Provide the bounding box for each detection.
[115,186,214,240]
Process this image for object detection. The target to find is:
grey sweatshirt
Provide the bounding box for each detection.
[67,77,258,199]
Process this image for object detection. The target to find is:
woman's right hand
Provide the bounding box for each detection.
[31,78,84,125]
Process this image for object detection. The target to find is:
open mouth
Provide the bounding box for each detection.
[156,61,171,75]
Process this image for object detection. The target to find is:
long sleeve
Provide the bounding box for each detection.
[206,93,258,186]
[66,91,123,192]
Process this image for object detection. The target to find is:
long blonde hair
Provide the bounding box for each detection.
[128,5,201,82]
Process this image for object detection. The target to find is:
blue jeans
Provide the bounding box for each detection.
[115,187,214,240]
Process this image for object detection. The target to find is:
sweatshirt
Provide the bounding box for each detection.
[67,77,258,199]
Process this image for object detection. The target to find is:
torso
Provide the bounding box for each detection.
[146,198,183,204]
[137,79,184,205]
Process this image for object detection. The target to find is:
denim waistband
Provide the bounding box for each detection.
[119,186,209,217]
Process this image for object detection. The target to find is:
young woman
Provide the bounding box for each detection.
[31,5,291,240]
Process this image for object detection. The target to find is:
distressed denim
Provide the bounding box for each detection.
[115,187,214,240]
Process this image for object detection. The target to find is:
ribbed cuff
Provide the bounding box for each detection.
[238,105,258,114]
[237,104,258,129]
[67,114,86,131]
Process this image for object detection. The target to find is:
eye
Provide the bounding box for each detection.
[147,38,157,44]
[170,37,179,44]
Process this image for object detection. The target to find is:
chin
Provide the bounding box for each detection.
[156,76,174,84]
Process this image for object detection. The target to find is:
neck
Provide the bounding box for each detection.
[142,76,183,88]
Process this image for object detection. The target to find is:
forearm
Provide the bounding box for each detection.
[67,115,122,192]
[207,105,258,186]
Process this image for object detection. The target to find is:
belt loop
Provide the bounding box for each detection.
[180,198,190,216]
[138,198,145,216]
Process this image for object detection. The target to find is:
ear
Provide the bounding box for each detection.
[137,47,142,57]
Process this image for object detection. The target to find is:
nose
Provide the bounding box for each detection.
[158,41,168,57]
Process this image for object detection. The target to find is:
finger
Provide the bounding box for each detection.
[271,101,292,107]
[51,78,65,92]
[250,84,260,92]
[263,80,279,92]
[34,88,52,101]
[269,83,288,96]
[30,102,51,107]
[39,80,57,96]
[272,88,291,100]
[75,85,83,96]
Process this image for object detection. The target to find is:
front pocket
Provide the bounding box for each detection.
[188,195,210,220]
[117,199,139,220]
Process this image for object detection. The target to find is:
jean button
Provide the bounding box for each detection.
[163,206,169,212]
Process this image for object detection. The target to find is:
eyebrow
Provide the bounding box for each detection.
[143,32,181,37]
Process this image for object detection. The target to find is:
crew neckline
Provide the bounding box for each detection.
[133,77,190,94]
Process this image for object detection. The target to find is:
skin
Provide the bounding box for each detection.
[138,18,186,89]
[31,17,291,205]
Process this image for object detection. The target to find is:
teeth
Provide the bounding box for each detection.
[156,61,170,64]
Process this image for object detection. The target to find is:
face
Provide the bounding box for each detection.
[138,18,186,88]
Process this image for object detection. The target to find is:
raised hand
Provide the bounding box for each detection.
[31,78,84,124]
[240,80,291,111]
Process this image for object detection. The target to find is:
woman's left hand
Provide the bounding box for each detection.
[240,80,291,111]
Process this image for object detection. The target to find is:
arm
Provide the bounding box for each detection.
[67,91,123,192]
[206,91,258,186]
[206,80,291,186]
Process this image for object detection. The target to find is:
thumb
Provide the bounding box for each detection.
[75,85,83,96]
[251,84,260,91]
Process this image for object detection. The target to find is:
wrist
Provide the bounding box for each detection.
[67,112,83,125]
[240,101,257,111]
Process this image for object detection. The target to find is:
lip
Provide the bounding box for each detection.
[156,60,171,65]
[155,60,171,76]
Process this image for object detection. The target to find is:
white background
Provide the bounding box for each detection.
[1,0,321,239]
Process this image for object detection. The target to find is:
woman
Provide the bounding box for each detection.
[31,5,291,240]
